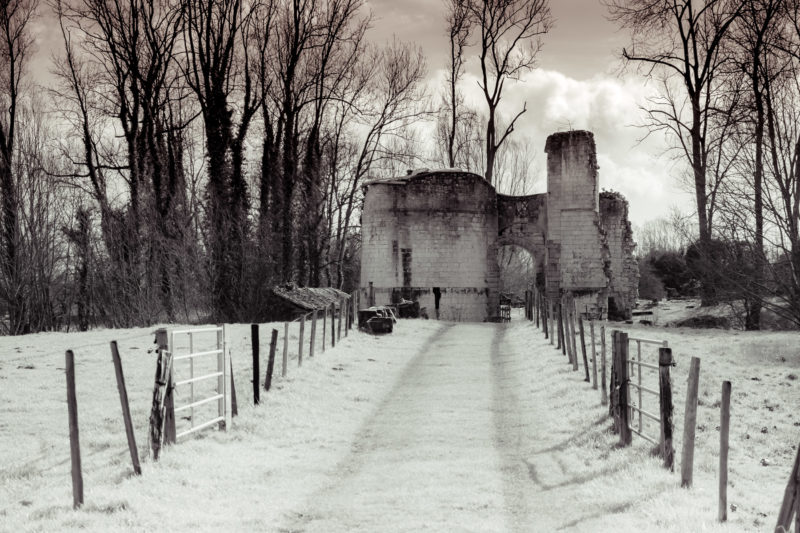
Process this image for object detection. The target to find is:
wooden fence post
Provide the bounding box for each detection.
[601,325,608,405]
[322,304,327,351]
[282,322,288,377]
[525,290,529,320]
[579,316,589,381]
[610,331,619,429]
[542,296,548,339]
[229,356,238,418]
[65,350,84,509]
[148,341,173,460]
[331,303,336,347]
[557,303,564,353]
[590,320,598,390]
[345,298,349,337]
[155,328,176,445]
[572,300,580,370]
[110,342,141,475]
[310,310,317,357]
[298,314,305,367]
[617,330,631,446]
[338,298,343,340]
[658,347,675,471]
[369,281,375,307]
[568,301,576,366]
[775,440,800,532]
[681,356,701,488]
[549,302,555,343]
[252,324,260,404]
[265,329,278,391]
[719,380,731,522]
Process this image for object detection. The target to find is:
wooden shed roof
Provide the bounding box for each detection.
[272,285,350,311]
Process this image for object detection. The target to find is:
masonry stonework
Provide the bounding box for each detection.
[360,130,638,321]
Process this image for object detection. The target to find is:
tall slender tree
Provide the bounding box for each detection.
[608,0,743,305]
[470,0,552,185]
[182,0,262,320]
[0,0,36,333]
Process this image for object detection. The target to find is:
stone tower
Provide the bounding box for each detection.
[359,130,638,321]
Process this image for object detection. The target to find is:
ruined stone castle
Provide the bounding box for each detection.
[359,130,638,321]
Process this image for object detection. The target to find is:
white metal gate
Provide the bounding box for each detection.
[170,325,228,438]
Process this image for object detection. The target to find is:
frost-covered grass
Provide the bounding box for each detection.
[536,317,798,531]
[0,312,796,532]
[0,319,444,532]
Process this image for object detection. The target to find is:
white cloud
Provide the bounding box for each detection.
[435,67,695,226]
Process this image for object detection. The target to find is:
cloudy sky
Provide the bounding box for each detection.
[28,0,690,228]
[364,0,691,227]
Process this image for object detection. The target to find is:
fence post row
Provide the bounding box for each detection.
[65,349,84,509]
[110,341,141,476]
[658,347,675,471]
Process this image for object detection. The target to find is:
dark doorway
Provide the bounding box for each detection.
[433,287,441,319]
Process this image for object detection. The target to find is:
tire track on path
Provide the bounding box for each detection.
[277,322,509,533]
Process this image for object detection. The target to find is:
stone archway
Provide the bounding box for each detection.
[359,130,638,322]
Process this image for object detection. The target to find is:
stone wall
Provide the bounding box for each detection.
[599,191,639,318]
[360,171,497,321]
[359,130,639,322]
[545,131,608,298]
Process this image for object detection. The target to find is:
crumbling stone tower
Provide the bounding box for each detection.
[359,130,638,321]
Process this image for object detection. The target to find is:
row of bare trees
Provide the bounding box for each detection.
[611,0,800,328]
[0,0,551,333]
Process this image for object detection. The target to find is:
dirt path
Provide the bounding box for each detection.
[278,321,551,532]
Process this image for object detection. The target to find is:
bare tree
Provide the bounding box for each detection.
[182,0,261,321]
[442,0,472,168]
[470,0,552,185]
[608,0,742,305]
[327,40,430,288]
[52,0,191,324]
[0,0,36,333]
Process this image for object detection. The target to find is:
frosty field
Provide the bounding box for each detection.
[0,313,797,532]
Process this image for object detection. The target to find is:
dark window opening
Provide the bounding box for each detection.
[401,248,412,287]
